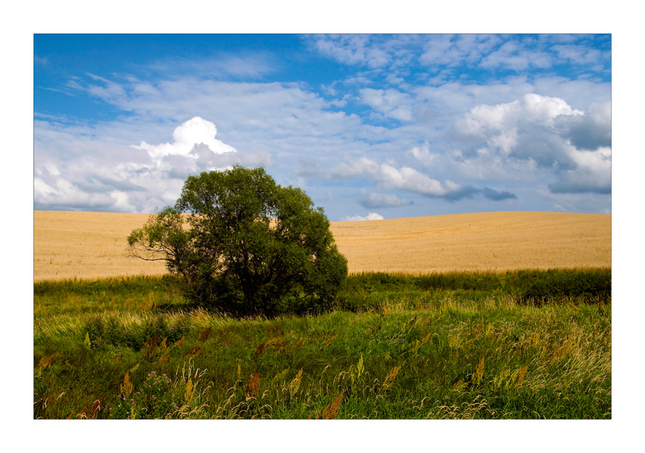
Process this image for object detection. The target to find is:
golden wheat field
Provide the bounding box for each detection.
[33,210,611,281]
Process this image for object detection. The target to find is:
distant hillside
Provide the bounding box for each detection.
[331,211,611,274]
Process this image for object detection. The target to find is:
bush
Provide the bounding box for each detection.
[84,315,189,351]
[413,272,503,292]
[519,268,611,305]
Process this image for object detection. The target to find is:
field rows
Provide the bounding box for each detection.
[34,210,611,281]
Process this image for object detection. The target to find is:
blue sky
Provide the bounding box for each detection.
[34,33,611,221]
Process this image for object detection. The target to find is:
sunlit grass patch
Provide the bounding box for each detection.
[33,270,610,419]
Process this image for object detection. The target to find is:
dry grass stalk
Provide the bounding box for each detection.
[268,322,280,337]
[323,334,338,349]
[473,357,486,385]
[77,397,104,419]
[183,346,203,358]
[321,392,344,419]
[253,341,266,358]
[419,332,432,345]
[470,322,484,337]
[452,379,468,392]
[405,316,417,328]
[184,379,194,402]
[120,371,133,397]
[383,366,402,390]
[513,365,529,388]
[545,339,572,365]
[266,337,287,350]
[529,333,540,346]
[289,369,303,399]
[198,327,212,342]
[38,353,55,370]
[143,333,161,359]
[246,371,260,399]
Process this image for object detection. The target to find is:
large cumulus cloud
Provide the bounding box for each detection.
[453,93,611,195]
[132,116,237,161]
[33,35,611,219]
[34,117,242,212]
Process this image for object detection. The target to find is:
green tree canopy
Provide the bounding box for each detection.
[128,166,348,316]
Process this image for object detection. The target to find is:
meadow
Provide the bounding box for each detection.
[34,270,610,419]
[33,211,611,419]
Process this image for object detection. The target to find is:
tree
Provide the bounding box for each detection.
[128,166,348,316]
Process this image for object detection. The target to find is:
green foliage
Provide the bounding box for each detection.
[84,315,189,351]
[109,371,179,419]
[128,166,348,317]
[518,268,611,305]
[33,269,611,419]
[335,269,611,312]
[34,275,188,318]
[126,207,197,283]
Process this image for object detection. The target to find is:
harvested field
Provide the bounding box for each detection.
[34,210,611,281]
[333,211,611,274]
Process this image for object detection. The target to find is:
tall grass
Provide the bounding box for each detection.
[33,269,611,419]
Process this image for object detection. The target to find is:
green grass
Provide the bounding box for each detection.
[33,269,611,419]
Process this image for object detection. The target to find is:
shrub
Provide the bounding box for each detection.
[84,315,189,351]
[520,268,611,304]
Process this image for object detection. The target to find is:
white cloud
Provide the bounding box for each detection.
[461,93,583,136]
[343,212,384,221]
[379,164,456,197]
[34,177,116,209]
[45,163,61,176]
[360,88,414,122]
[323,156,464,199]
[310,35,392,68]
[551,44,606,66]
[408,142,437,165]
[110,190,137,212]
[556,100,611,150]
[132,116,236,161]
[451,93,611,196]
[359,190,409,209]
[33,36,611,218]
[457,93,586,166]
[85,73,128,104]
[549,146,611,194]
[522,93,583,125]
[479,40,553,71]
[460,100,521,134]
[419,35,501,68]
[34,116,244,213]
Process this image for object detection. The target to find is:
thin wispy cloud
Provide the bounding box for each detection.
[34,34,611,219]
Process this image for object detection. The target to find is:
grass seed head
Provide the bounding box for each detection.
[246,371,260,399]
[321,392,343,419]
